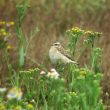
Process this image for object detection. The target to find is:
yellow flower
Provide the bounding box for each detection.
[85,30,92,34]
[2,31,7,36]
[71,27,84,33]
[0,103,6,110]
[7,45,12,50]
[94,32,102,37]
[7,87,23,100]
[2,21,6,25]
[1,21,6,25]
[0,29,5,32]
[72,27,75,31]
[79,70,87,76]
[69,92,77,96]
[85,30,96,37]
[14,106,22,110]
[10,21,15,26]
[27,104,34,109]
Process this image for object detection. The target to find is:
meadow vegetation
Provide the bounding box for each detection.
[0,0,110,109]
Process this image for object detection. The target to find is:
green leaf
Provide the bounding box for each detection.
[0,40,6,49]
[30,27,39,39]
[16,25,22,40]
[19,46,25,68]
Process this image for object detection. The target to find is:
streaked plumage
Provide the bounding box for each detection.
[49,42,78,65]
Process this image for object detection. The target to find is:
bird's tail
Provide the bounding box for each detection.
[70,60,78,65]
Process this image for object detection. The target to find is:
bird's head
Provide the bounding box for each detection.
[52,42,61,48]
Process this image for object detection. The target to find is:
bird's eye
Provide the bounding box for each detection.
[55,44,58,45]
[54,43,60,46]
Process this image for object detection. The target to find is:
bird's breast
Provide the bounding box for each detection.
[49,47,59,64]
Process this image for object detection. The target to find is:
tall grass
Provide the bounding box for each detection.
[0,0,107,109]
[0,26,105,109]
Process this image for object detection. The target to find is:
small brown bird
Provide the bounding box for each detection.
[49,42,78,65]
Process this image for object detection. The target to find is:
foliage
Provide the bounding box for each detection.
[16,0,39,69]
[0,26,106,109]
[0,0,106,109]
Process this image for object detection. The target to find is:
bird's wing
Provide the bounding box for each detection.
[57,45,72,60]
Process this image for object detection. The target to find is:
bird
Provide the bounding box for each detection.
[49,42,78,65]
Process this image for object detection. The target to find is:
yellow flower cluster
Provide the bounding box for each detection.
[85,30,92,34]
[75,68,90,80]
[79,70,87,76]
[26,104,34,109]
[85,30,102,37]
[7,87,23,100]
[79,68,90,76]
[13,106,22,110]
[94,32,102,37]
[67,27,102,38]
[9,21,15,26]
[0,21,15,50]
[0,29,7,37]
[69,92,77,96]
[0,21,6,25]
[6,45,13,50]
[67,27,84,33]
[11,104,34,110]
[72,27,83,32]
[0,103,6,110]
[0,21,15,27]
